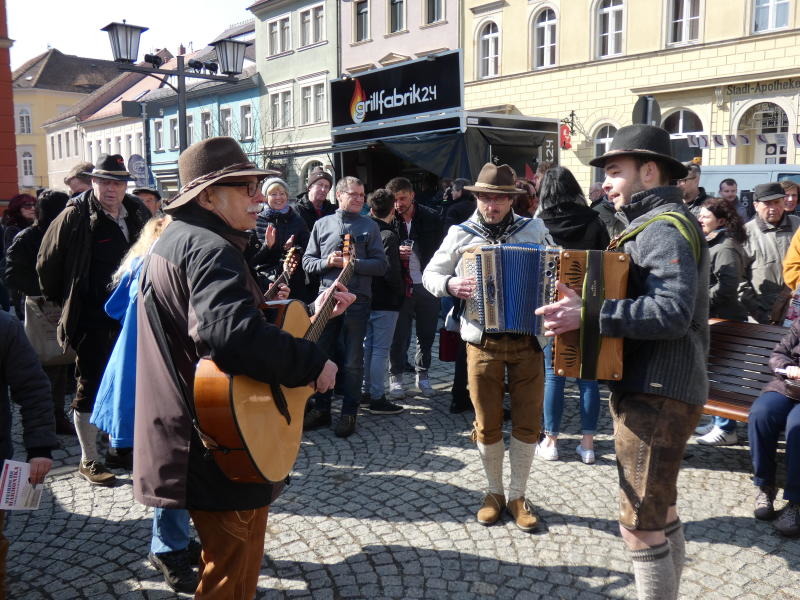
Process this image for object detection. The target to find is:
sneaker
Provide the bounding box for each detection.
[105,447,133,470]
[303,408,331,431]
[535,440,559,461]
[415,372,435,397]
[576,444,595,465]
[696,426,738,446]
[360,391,371,407]
[506,497,539,532]
[366,397,404,415]
[774,502,800,537]
[476,493,506,526]
[334,415,357,438]
[77,460,116,486]
[694,420,715,436]
[149,549,198,594]
[389,374,405,399]
[754,486,777,521]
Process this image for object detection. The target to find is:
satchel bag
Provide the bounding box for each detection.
[23,296,76,366]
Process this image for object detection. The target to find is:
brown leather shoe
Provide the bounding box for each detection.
[476,493,506,526]
[507,497,539,532]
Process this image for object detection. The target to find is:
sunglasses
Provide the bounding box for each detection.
[212,181,259,197]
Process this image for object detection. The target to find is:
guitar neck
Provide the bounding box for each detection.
[264,271,289,301]
[306,261,355,343]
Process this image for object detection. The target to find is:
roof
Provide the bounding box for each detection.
[211,19,255,43]
[13,48,122,94]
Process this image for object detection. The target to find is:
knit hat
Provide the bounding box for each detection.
[307,167,333,190]
[262,177,289,196]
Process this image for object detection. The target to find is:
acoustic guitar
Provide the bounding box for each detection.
[194,236,354,484]
[263,246,301,301]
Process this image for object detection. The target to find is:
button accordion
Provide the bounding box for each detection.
[459,243,630,380]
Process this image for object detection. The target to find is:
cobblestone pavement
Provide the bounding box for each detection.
[7,356,800,599]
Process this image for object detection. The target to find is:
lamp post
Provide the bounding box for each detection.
[101,21,251,154]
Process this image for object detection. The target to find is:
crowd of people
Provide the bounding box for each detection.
[0,127,798,599]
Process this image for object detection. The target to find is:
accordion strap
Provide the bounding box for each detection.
[579,251,604,379]
[458,216,534,244]
[608,211,702,263]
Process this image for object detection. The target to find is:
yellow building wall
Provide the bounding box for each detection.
[464,0,800,188]
[14,88,86,192]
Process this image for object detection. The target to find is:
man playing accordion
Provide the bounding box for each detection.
[536,124,709,600]
[423,163,554,532]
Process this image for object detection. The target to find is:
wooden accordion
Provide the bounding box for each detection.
[459,244,629,381]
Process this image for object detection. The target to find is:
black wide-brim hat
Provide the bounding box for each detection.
[84,154,135,182]
[165,137,277,212]
[589,124,688,180]
[754,182,786,202]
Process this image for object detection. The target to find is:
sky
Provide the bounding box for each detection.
[7,0,254,70]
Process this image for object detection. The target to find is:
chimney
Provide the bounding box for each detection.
[179,44,186,55]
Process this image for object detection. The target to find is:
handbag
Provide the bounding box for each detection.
[23,296,76,366]
[438,327,460,362]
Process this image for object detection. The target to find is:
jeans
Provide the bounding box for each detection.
[313,299,370,416]
[390,284,440,374]
[749,391,800,502]
[363,310,400,400]
[711,415,736,432]
[542,342,601,436]
[151,507,192,554]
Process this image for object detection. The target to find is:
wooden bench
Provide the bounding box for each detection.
[705,319,788,422]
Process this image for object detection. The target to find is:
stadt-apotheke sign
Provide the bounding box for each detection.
[330,50,462,130]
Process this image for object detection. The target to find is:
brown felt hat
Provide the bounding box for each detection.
[164,137,276,212]
[464,163,526,195]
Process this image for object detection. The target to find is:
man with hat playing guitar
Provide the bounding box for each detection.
[423,163,554,532]
[536,124,709,600]
[132,136,353,598]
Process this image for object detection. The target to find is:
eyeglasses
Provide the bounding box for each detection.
[677,176,698,184]
[477,193,512,204]
[213,181,259,197]
[21,203,35,208]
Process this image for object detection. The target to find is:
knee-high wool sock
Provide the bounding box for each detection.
[476,440,504,496]
[665,519,686,587]
[507,437,535,502]
[73,411,100,463]
[629,542,676,600]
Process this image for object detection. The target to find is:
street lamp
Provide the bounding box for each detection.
[101,21,252,156]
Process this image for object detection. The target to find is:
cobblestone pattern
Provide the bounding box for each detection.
[6,358,800,599]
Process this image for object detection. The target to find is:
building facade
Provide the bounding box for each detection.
[463,0,800,188]
[249,0,338,195]
[340,0,459,73]
[12,49,120,193]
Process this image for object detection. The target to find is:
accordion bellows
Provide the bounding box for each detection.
[459,243,629,381]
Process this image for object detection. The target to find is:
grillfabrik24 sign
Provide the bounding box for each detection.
[330,51,462,130]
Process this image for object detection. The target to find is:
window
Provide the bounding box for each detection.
[355,1,369,42]
[86,142,92,163]
[95,140,102,159]
[270,90,292,129]
[663,109,703,135]
[125,134,132,157]
[57,134,62,159]
[154,121,164,151]
[593,124,617,183]
[136,133,143,155]
[17,107,31,134]
[425,0,443,24]
[219,108,232,137]
[240,105,253,139]
[106,138,112,153]
[114,136,121,154]
[169,118,179,149]
[754,0,789,32]
[201,113,212,139]
[300,4,325,46]
[533,9,557,68]
[65,133,71,157]
[478,22,500,79]
[74,131,78,156]
[267,16,291,55]
[300,83,326,125]
[186,115,194,145]
[50,136,55,159]
[21,152,33,177]
[669,0,700,44]
[389,0,404,33]
[597,0,624,58]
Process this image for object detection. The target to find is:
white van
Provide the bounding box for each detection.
[699,164,800,195]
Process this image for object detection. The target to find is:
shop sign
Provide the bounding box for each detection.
[726,78,800,96]
[331,50,462,130]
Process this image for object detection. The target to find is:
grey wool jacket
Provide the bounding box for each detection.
[599,186,710,406]
[302,209,388,300]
